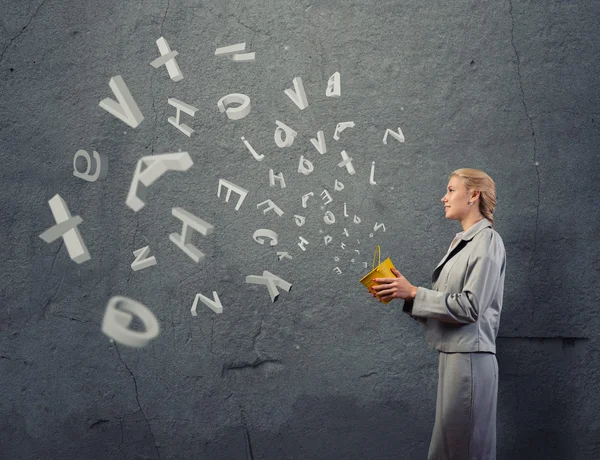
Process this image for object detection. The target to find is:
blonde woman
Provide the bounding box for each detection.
[370,168,506,460]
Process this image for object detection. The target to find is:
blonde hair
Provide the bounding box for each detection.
[450,168,497,229]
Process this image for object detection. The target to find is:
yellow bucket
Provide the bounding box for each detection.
[359,245,397,304]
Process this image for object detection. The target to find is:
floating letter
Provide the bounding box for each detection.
[169,207,214,263]
[126,152,193,212]
[217,179,249,211]
[342,228,349,237]
[257,199,284,217]
[102,296,159,347]
[326,72,341,97]
[298,236,309,251]
[131,246,157,271]
[150,36,183,81]
[168,98,198,137]
[354,215,361,224]
[310,130,327,154]
[269,169,286,188]
[284,76,309,110]
[383,127,405,144]
[191,291,223,315]
[294,215,306,227]
[73,149,108,182]
[340,242,346,249]
[214,42,255,61]
[253,229,278,246]
[301,192,314,208]
[324,211,336,225]
[241,136,264,161]
[298,155,314,175]
[338,150,355,175]
[99,75,144,128]
[343,203,349,217]
[333,121,355,141]
[217,93,251,120]
[320,189,332,206]
[333,267,342,274]
[274,120,298,147]
[277,251,292,261]
[324,235,332,245]
[246,270,292,303]
[39,194,90,264]
[369,161,377,185]
[374,222,386,232]
[334,180,344,191]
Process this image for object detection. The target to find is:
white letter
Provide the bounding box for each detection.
[253,229,278,246]
[383,127,405,144]
[334,179,344,191]
[369,161,377,185]
[338,150,355,175]
[324,211,336,225]
[320,189,332,206]
[298,155,314,175]
[284,76,309,110]
[298,236,309,251]
[342,228,349,237]
[343,203,349,217]
[277,251,292,261]
[274,120,298,147]
[374,222,386,232]
[150,36,183,81]
[241,136,264,161]
[294,215,306,227]
[99,75,144,128]
[168,98,198,137]
[257,199,284,217]
[340,242,346,249]
[333,267,342,274]
[169,207,215,263]
[326,71,341,97]
[73,150,108,182]
[217,179,249,211]
[191,291,223,316]
[301,192,314,208]
[324,235,332,245]
[131,246,157,271]
[333,121,355,141]
[269,169,286,188]
[363,262,368,269]
[246,270,292,303]
[126,152,193,212]
[215,42,255,61]
[217,93,251,120]
[102,296,159,348]
[354,215,361,224]
[310,130,327,154]
[39,194,90,264]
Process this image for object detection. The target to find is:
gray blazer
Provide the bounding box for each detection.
[402,218,506,354]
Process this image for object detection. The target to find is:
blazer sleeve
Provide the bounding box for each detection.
[410,243,502,324]
[402,298,427,325]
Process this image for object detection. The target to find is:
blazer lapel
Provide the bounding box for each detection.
[431,218,492,283]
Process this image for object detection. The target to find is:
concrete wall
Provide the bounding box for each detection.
[1,0,599,458]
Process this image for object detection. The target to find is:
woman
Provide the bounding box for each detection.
[370,168,506,460]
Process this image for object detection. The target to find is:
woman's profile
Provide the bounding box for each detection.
[370,168,506,460]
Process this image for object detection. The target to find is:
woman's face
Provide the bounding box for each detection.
[441,176,470,220]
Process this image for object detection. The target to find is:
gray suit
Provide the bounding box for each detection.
[402,218,506,460]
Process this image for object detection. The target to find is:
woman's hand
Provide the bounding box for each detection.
[370,267,417,302]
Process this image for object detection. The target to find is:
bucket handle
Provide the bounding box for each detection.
[372,245,381,270]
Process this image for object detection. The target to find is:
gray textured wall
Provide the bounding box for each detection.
[1,0,599,459]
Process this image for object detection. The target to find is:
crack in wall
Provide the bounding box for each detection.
[508,0,541,322]
[0,0,47,66]
[240,408,255,460]
[114,344,162,460]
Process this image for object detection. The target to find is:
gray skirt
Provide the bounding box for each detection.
[427,351,498,460]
